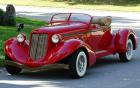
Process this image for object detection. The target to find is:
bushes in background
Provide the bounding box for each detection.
[0,9,5,25]
[0,4,16,26]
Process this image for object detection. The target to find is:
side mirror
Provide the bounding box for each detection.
[17,23,24,32]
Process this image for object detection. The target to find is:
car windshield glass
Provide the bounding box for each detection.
[70,13,91,23]
[51,13,70,22]
[51,13,91,24]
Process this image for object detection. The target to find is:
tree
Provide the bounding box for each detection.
[4,4,16,26]
[0,9,5,25]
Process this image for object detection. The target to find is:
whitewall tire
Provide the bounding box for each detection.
[119,39,133,62]
[69,49,87,78]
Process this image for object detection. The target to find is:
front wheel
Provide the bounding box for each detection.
[119,39,133,62]
[5,55,22,75]
[69,49,87,78]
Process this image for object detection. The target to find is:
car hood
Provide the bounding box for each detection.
[32,22,88,34]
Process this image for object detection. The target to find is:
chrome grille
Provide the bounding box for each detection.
[30,34,48,60]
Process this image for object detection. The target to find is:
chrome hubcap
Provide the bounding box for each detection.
[78,56,85,72]
[76,51,87,77]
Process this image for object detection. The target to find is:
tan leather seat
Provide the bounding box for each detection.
[92,16,112,26]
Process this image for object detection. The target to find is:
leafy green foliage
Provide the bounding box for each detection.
[3,15,16,26]
[0,9,5,25]
[54,0,140,6]
[0,8,16,26]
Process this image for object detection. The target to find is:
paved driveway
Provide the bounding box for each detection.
[0,5,140,88]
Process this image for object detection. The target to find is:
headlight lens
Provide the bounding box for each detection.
[51,34,60,43]
[17,34,26,43]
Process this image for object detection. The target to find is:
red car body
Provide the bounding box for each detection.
[4,13,138,78]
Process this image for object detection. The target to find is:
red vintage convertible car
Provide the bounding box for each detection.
[4,13,137,78]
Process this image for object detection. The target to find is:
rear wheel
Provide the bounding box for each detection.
[5,55,22,75]
[69,49,87,78]
[119,39,133,62]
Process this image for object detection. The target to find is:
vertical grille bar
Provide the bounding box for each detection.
[30,34,48,60]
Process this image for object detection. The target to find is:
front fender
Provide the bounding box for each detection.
[46,39,96,67]
[4,38,29,64]
[115,28,137,53]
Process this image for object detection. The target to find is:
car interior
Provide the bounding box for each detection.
[91,16,112,31]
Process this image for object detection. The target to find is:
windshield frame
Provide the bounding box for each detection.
[50,13,92,25]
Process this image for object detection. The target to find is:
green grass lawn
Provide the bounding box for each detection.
[0,0,140,12]
[0,17,46,66]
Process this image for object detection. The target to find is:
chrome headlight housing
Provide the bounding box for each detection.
[17,33,26,43]
[51,34,60,43]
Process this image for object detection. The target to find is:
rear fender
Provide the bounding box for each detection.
[115,28,137,53]
[4,38,29,64]
[46,39,96,67]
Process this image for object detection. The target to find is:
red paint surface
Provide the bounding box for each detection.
[4,13,137,68]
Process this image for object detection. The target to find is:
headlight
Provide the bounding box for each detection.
[17,33,26,43]
[51,34,60,43]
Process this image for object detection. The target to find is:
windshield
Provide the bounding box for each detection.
[50,13,91,24]
[70,13,91,23]
[51,13,69,22]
